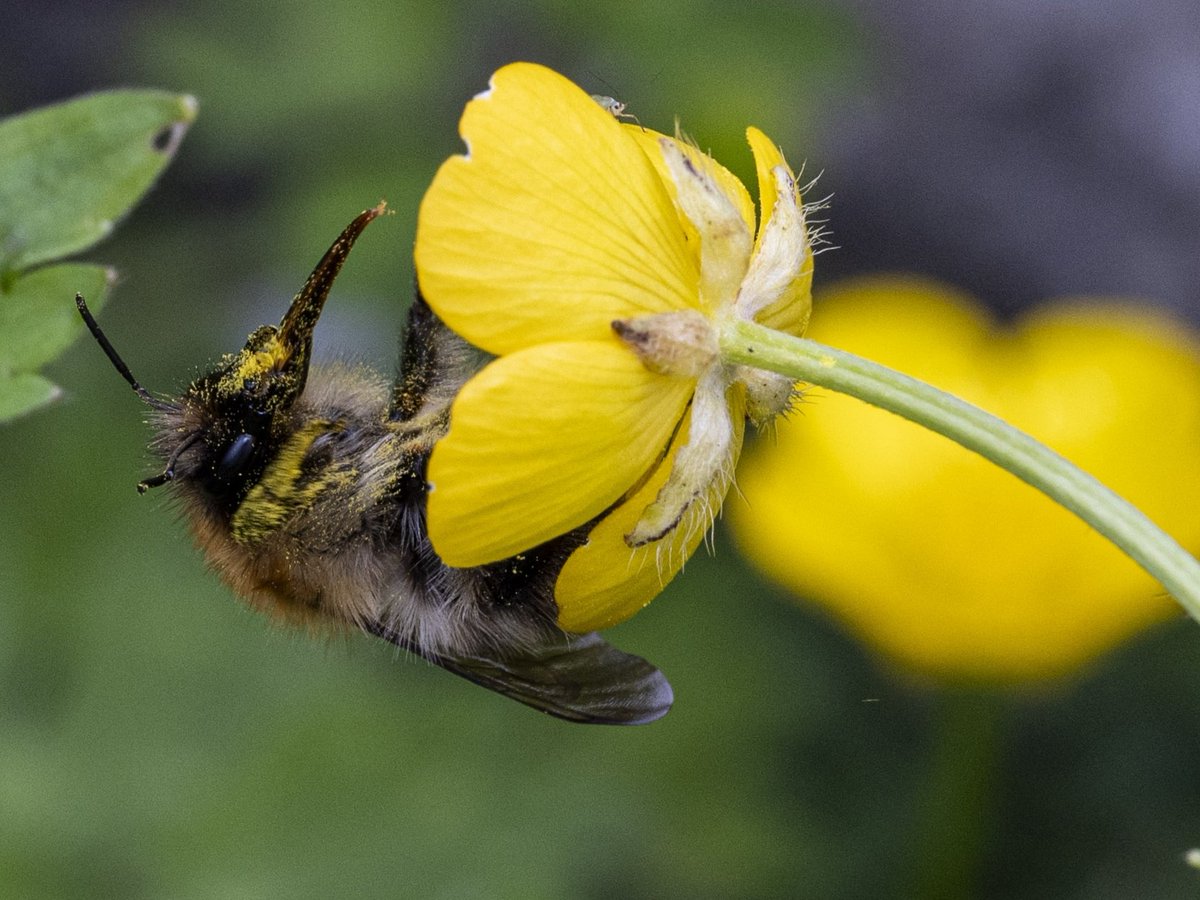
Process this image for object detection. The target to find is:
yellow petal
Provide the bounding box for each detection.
[746,126,783,246]
[557,386,746,632]
[427,339,693,566]
[659,139,753,312]
[625,126,756,235]
[744,126,812,337]
[415,62,698,355]
[624,126,757,279]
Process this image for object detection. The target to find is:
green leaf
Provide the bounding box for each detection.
[0,264,112,373]
[0,372,62,421]
[0,90,193,425]
[0,264,111,423]
[0,90,197,274]
[0,260,111,369]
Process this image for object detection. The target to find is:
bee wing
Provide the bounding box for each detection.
[365,622,673,725]
[438,632,674,725]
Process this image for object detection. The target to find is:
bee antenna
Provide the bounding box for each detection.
[75,293,169,410]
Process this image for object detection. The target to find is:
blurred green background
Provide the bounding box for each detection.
[4,1,1200,897]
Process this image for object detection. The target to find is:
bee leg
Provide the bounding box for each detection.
[380,297,673,724]
[390,291,478,423]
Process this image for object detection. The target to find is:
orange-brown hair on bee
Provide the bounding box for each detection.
[76,205,672,724]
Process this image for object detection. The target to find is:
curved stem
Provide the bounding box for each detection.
[720,318,1200,623]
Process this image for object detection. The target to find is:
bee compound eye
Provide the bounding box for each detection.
[216,433,255,480]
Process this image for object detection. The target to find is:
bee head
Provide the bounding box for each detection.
[78,203,386,506]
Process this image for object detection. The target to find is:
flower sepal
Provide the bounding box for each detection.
[611,310,718,378]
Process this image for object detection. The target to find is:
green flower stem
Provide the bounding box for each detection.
[910,688,1005,900]
[720,318,1200,623]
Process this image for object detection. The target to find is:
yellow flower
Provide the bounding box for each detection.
[414,62,814,631]
[731,276,1200,682]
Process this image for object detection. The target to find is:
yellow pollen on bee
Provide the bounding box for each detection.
[218,338,292,394]
[231,419,351,544]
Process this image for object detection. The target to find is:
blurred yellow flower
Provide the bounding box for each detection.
[731,276,1200,682]
[415,62,815,631]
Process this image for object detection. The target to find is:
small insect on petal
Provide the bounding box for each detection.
[591,94,642,126]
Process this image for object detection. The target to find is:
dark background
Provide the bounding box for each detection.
[4,1,1200,896]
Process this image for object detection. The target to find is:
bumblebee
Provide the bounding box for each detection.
[77,204,672,724]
